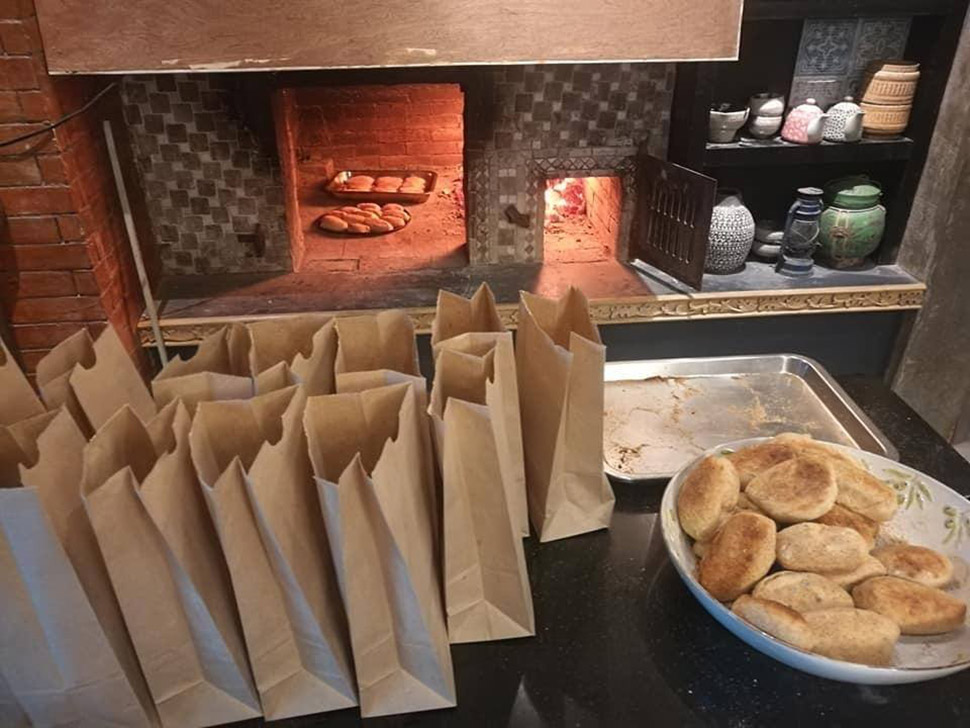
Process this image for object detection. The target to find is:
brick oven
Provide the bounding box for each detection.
[118,63,673,280]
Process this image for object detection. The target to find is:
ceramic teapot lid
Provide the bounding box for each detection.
[829,96,862,112]
[790,98,824,116]
[824,175,882,209]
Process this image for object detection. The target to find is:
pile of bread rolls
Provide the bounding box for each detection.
[318,203,410,234]
[678,433,968,666]
[338,175,427,195]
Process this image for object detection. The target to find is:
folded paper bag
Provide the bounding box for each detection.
[516,288,615,542]
[81,401,260,728]
[152,324,253,412]
[189,386,357,721]
[333,310,420,376]
[35,329,96,436]
[429,377,535,643]
[432,332,528,536]
[248,315,338,395]
[335,368,439,547]
[305,383,456,718]
[0,408,158,727]
[0,335,44,426]
[0,410,56,486]
[430,282,505,347]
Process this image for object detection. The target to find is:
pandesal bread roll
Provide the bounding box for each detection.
[382,214,408,230]
[830,459,898,522]
[871,544,954,588]
[815,503,879,550]
[731,595,816,651]
[366,218,394,233]
[745,456,838,523]
[852,576,967,635]
[753,571,853,613]
[776,523,868,573]
[735,491,767,516]
[677,455,741,541]
[347,223,369,234]
[802,608,900,665]
[697,512,776,602]
[375,176,403,187]
[773,432,861,469]
[403,175,425,186]
[727,441,797,487]
[358,202,382,213]
[319,214,348,232]
[825,555,887,589]
[346,175,374,189]
[382,203,406,214]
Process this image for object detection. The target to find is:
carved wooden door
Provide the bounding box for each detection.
[631,152,716,290]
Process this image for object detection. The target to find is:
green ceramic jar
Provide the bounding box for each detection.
[818,176,886,268]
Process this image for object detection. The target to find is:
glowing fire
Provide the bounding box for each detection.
[544,177,586,229]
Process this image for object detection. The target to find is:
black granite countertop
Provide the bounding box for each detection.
[245,376,970,728]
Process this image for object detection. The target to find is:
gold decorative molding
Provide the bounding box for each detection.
[138,283,926,346]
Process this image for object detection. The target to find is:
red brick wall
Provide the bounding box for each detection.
[293,83,464,170]
[0,0,148,374]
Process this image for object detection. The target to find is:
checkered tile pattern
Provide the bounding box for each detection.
[122,74,290,275]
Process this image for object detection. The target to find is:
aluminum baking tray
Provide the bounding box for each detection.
[603,354,897,482]
[326,169,437,203]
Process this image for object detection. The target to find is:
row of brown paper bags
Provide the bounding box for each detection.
[0,284,616,726]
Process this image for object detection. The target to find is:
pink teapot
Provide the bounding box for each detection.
[781,98,829,144]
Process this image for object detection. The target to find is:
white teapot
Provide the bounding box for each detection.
[823,96,866,142]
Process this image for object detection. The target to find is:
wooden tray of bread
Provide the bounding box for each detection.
[326,170,438,203]
[661,434,970,684]
[317,203,411,236]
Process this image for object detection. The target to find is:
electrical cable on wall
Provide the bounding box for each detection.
[0,81,117,152]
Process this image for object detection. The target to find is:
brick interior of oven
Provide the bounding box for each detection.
[288,83,467,273]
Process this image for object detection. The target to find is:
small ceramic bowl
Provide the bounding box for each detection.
[709,103,749,143]
[749,93,785,117]
[747,114,783,139]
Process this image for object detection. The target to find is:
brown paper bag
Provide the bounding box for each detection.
[248,315,337,395]
[430,282,505,347]
[432,333,528,536]
[0,410,56,486]
[0,669,30,728]
[35,328,95,436]
[189,386,357,720]
[333,311,420,376]
[152,324,253,412]
[36,326,156,433]
[305,383,455,718]
[335,369,439,547]
[517,288,615,542]
[0,406,157,726]
[0,335,44,426]
[428,365,534,642]
[0,485,158,727]
[81,401,260,727]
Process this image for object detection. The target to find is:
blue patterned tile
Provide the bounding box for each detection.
[852,17,911,73]
[795,19,859,76]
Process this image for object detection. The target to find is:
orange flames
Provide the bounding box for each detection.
[544,177,586,228]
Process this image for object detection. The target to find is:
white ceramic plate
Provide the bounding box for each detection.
[660,437,970,684]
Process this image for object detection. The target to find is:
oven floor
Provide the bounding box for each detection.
[298,165,467,273]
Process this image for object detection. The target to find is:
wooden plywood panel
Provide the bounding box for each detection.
[35,0,742,74]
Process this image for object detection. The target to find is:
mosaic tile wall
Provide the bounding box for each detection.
[122,74,291,275]
[122,63,674,274]
[465,63,675,265]
[790,18,911,108]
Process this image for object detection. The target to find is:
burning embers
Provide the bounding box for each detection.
[544,177,586,229]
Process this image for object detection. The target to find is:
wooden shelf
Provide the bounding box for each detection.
[745,0,958,20]
[704,136,914,168]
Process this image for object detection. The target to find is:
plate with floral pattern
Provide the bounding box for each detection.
[660,437,970,684]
